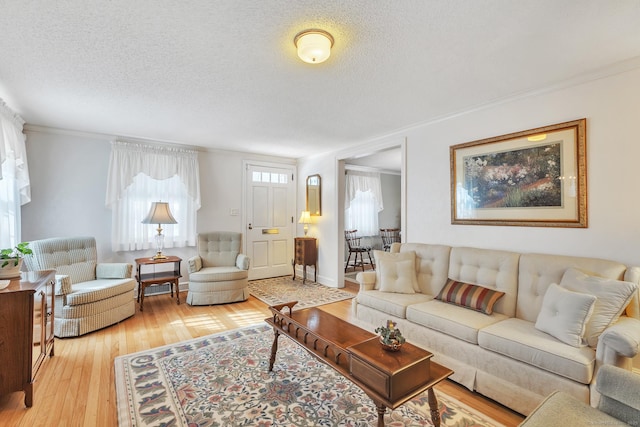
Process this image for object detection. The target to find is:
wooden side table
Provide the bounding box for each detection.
[293,237,317,284]
[135,256,182,312]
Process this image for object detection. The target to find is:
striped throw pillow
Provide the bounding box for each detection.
[436,280,505,315]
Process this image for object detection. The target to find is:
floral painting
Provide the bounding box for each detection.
[450,118,587,227]
[463,142,562,209]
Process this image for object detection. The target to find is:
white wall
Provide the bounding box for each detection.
[300,66,640,280]
[297,152,340,287]
[401,67,640,266]
[379,173,401,229]
[22,129,295,279]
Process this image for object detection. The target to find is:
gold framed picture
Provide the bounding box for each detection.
[450,118,587,227]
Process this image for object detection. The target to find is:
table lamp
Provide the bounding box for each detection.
[298,210,311,236]
[142,201,177,259]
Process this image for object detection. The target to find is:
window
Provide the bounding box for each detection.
[252,171,288,184]
[0,100,30,248]
[344,171,383,236]
[106,141,200,252]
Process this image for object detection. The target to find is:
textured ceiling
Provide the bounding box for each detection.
[1,1,639,158]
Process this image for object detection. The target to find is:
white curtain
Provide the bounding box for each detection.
[106,141,200,252]
[344,171,383,236]
[0,99,30,248]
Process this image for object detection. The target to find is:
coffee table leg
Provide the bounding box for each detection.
[376,404,386,427]
[268,330,280,371]
[428,388,441,427]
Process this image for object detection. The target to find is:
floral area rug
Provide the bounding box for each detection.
[115,324,506,427]
[248,276,354,309]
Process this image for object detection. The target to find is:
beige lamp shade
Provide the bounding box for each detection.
[142,202,177,225]
[298,210,311,236]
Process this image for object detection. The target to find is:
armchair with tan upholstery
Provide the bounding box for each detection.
[24,236,136,338]
[186,231,250,305]
[519,364,640,426]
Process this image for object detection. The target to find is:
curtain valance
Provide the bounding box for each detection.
[105,140,200,208]
[0,99,30,205]
[345,170,383,212]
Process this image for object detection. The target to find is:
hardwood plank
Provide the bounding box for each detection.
[0,286,524,426]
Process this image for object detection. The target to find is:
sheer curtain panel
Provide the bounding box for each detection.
[344,171,383,237]
[0,99,30,248]
[106,141,200,252]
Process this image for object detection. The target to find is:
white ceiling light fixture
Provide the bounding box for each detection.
[294,29,334,64]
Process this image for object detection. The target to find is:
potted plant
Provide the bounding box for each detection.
[375,320,406,351]
[0,242,32,279]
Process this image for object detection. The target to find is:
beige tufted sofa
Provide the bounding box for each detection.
[24,236,136,338]
[186,231,250,305]
[352,242,640,415]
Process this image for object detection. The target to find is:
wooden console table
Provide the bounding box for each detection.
[0,270,56,407]
[135,256,182,312]
[266,302,453,427]
[293,237,317,283]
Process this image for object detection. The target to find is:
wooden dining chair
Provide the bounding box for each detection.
[344,229,375,272]
[380,228,401,251]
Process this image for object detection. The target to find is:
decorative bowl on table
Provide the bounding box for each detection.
[375,320,406,352]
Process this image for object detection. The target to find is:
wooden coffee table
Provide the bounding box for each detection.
[265,302,453,427]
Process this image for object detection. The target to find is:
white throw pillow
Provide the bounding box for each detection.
[560,268,638,347]
[378,258,417,294]
[535,283,597,347]
[373,250,420,292]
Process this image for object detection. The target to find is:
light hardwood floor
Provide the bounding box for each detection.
[0,283,524,426]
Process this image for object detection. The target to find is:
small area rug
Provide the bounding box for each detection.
[115,324,506,427]
[248,275,354,309]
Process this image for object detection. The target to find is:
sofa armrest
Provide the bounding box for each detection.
[96,263,132,279]
[598,317,640,359]
[55,274,72,296]
[188,256,202,273]
[236,254,250,270]
[355,271,377,291]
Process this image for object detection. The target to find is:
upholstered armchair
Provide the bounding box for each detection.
[519,364,640,426]
[24,237,136,338]
[186,232,250,305]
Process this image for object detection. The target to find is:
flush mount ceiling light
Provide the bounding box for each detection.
[294,29,334,64]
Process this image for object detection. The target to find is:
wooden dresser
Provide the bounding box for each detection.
[0,270,55,407]
[293,237,317,283]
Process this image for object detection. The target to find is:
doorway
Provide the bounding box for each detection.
[339,143,406,283]
[244,162,296,280]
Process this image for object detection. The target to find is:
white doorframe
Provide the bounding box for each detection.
[334,138,407,286]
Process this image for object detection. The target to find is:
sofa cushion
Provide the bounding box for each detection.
[560,268,638,347]
[478,318,595,384]
[189,266,248,282]
[447,247,519,317]
[373,250,419,291]
[535,283,596,347]
[66,278,136,306]
[396,243,451,295]
[57,289,134,319]
[378,256,417,294]
[435,279,505,315]
[356,290,432,319]
[407,299,508,344]
[516,253,627,323]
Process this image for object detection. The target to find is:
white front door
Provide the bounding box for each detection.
[245,164,295,280]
